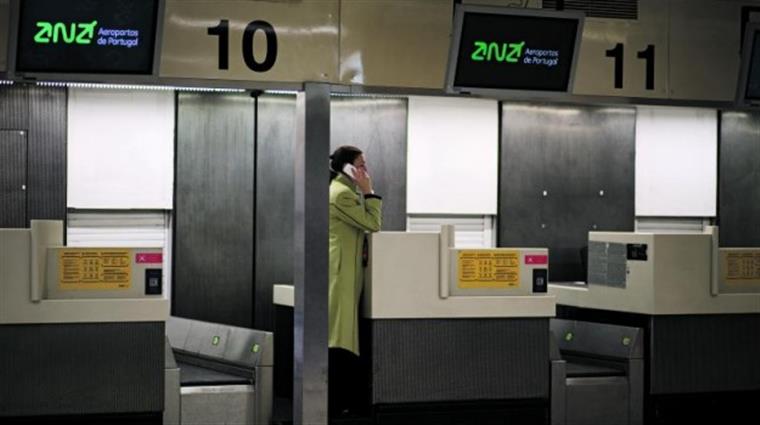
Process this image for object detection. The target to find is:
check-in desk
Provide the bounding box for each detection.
[0,220,170,423]
[363,226,555,424]
[549,227,760,423]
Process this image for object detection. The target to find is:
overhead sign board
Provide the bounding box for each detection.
[159,1,339,84]
[15,0,160,74]
[446,5,584,96]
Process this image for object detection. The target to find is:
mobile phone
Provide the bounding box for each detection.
[342,163,358,180]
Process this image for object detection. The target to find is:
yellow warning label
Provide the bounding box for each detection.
[457,250,520,289]
[722,251,760,285]
[58,249,132,291]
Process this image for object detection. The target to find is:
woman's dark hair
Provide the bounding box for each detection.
[330,145,363,181]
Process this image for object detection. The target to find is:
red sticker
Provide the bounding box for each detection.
[136,253,163,264]
[525,255,548,265]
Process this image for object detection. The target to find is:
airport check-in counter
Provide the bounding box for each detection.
[548,227,760,422]
[0,220,170,421]
[363,225,556,422]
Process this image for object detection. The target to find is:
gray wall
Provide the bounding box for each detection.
[0,85,66,228]
[174,92,256,328]
[499,103,636,282]
[719,111,760,246]
[255,94,297,331]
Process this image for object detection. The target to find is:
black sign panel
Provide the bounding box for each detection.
[450,8,582,93]
[16,0,158,74]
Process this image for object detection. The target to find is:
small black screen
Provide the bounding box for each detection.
[16,0,158,74]
[453,12,580,92]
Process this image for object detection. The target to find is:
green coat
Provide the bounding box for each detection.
[329,174,383,355]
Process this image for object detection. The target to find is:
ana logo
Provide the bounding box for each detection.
[471,41,526,63]
[34,21,98,45]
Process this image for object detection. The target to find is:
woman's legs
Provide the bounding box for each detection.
[328,347,361,418]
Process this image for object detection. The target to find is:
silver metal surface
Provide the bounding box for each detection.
[439,224,454,299]
[174,92,255,327]
[549,329,566,425]
[551,319,644,359]
[0,85,27,128]
[254,364,274,425]
[180,385,255,425]
[0,130,26,227]
[551,319,644,424]
[167,316,274,424]
[628,359,644,425]
[635,217,708,234]
[720,111,760,247]
[256,94,297,331]
[26,86,67,223]
[167,316,274,368]
[164,340,181,425]
[499,103,635,282]
[0,0,8,72]
[565,376,629,425]
[293,83,330,425]
[4,0,18,76]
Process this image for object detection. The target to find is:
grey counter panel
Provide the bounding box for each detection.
[0,322,165,417]
[369,318,550,404]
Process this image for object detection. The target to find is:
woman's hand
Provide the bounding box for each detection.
[354,166,374,195]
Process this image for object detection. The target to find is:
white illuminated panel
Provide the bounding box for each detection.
[67,88,175,209]
[407,96,499,214]
[635,106,717,217]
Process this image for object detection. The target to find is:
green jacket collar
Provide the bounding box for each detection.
[334,173,356,190]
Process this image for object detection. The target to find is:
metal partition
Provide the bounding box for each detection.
[174,92,255,328]
[0,85,66,227]
[720,111,760,247]
[499,103,635,282]
[0,130,26,227]
[255,94,297,331]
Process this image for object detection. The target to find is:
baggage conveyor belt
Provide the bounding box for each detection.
[177,361,252,387]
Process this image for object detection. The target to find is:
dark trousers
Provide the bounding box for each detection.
[328,347,362,418]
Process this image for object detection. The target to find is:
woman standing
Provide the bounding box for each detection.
[328,146,383,419]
